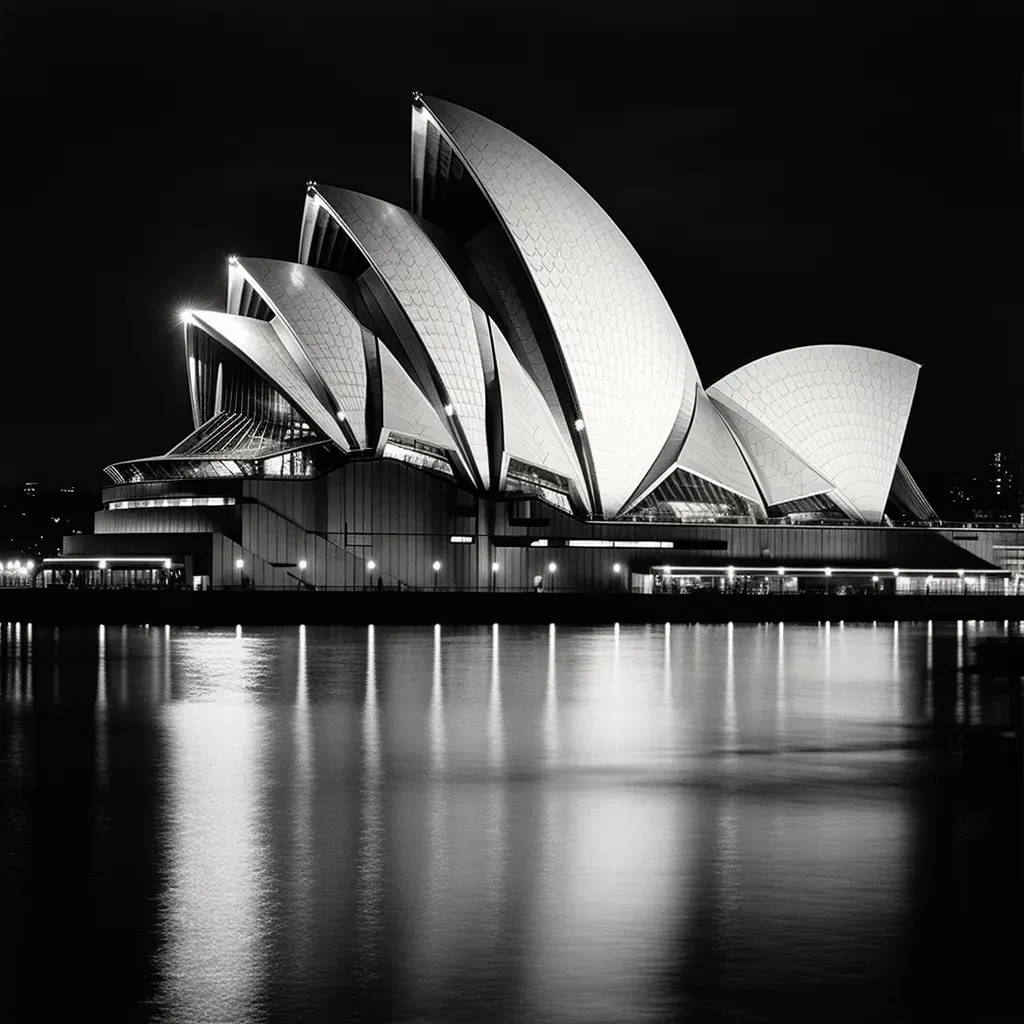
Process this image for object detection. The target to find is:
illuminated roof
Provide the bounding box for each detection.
[117,98,929,522]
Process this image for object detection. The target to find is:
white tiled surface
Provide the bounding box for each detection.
[238,258,369,447]
[490,318,585,497]
[191,311,347,449]
[710,395,834,506]
[422,96,699,517]
[708,346,919,522]
[378,338,464,463]
[316,186,491,489]
[674,387,762,504]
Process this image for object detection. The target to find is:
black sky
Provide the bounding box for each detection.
[1,0,1020,491]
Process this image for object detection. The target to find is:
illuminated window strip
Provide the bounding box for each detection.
[449,535,474,544]
[107,497,236,510]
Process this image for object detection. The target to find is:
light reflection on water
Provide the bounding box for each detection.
[1,620,1020,1021]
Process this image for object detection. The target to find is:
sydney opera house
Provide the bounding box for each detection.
[42,95,1023,593]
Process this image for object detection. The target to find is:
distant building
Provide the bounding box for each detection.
[1,483,98,564]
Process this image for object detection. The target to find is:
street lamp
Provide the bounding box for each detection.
[432,560,442,589]
[99,559,107,588]
[824,566,832,596]
[925,574,933,596]
[365,559,375,590]
[491,561,499,591]
[235,558,244,589]
[298,558,307,590]
[725,565,735,594]
[957,568,965,595]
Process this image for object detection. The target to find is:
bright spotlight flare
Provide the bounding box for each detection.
[179,307,195,326]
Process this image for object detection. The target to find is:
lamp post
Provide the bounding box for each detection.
[925,574,933,596]
[613,562,622,591]
[299,558,307,590]
[432,560,441,589]
[366,559,376,591]
[99,559,107,589]
[872,574,880,594]
[824,566,832,596]
[725,565,735,595]
[547,561,557,591]
[491,561,499,592]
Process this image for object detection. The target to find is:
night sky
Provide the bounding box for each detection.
[1,1,1019,492]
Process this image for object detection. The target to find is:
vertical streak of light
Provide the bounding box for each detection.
[292,625,313,948]
[724,622,737,751]
[823,620,832,738]
[956,620,965,724]
[430,624,445,773]
[488,624,504,771]
[358,624,383,990]
[924,621,934,720]
[892,620,900,719]
[163,625,172,701]
[97,624,107,711]
[776,622,786,746]
[23,623,32,705]
[423,623,448,974]
[12,622,22,700]
[966,620,980,724]
[485,623,507,950]
[663,623,672,704]
[545,623,558,766]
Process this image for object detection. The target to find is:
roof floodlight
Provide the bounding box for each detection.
[574,418,585,431]
[443,403,454,416]
[179,308,195,326]
[336,410,347,421]
[227,254,239,265]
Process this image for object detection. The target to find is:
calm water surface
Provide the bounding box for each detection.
[0,620,1017,1021]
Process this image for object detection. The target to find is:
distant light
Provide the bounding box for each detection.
[824,567,833,577]
[336,410,346,421]
[443,403,454,416]
[491,562,500,572]
[613,563,621,573]
[449,535,473,543]
[872,575,879,582]
[574,418,585,431]
[227,254,239,265]
[163,559,172,570]
[548,562,557,573]
[17,567,27,576]
[957,569,965,577]
[366,559,376,571]
[179,308,195,325]
[298,559,307,570]
[926,575,933,583]
[26,560,34,571]
[98,560,107,570]
[776,566,785,575]
[432,560,442,571]
[235,558,244,570]
[892,568,900,576]
[13,560,21,569]
[726,565,735,577]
